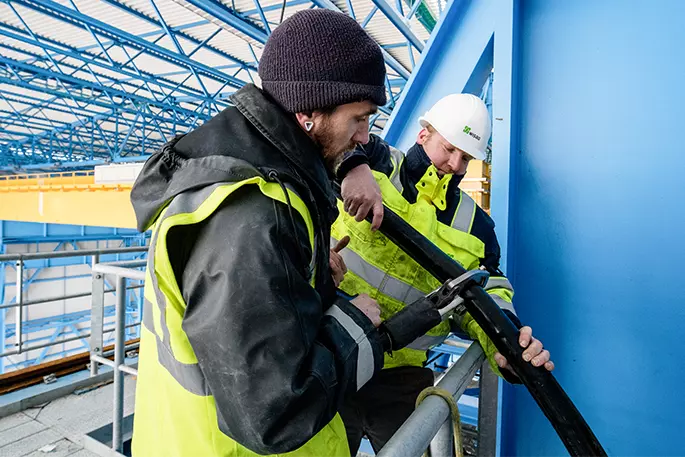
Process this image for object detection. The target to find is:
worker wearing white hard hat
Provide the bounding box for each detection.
[419,92,492,161]
[330,93,555,456]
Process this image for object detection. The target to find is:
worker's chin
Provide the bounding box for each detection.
[324,143,356,172]
[324,150,345,172]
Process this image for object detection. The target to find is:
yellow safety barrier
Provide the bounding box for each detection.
[0,171,135,192]
[0,171,137,228]
[0,162,492,227]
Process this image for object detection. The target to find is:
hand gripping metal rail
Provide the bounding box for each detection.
[333,185,607,456]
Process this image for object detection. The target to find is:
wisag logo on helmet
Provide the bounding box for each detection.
[463,125,481,141]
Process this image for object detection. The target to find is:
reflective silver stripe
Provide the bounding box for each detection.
[325,305,375,389]
[145,182,316,396]
[143,297,209,396]
[155,334,209,396]
[388,146,405,194]
[144,184,238,395]
[489,293,517,315]
[164,182,225,219]
[389,169,404,194]
[405,334,446,351]
[451,190,476,233]
[309,232,317,283]
[333,238,425,304]
[485,277,514,292]
[150,184,224,349]
[142,293,154,332]
[147,226,209,395]
[148,229,172,348]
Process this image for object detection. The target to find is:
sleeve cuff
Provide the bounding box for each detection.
[335,154,370,181]
[325,298,384,389]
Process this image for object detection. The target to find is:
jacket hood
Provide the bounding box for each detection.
[130,84,337,232]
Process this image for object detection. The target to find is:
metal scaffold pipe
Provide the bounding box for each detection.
[378,342,485,457]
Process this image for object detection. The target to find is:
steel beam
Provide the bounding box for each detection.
[9,0,246,88]
[0,61,209,162]
[179,0,269,44]
[370,0,424,51]
[0,25,206,102]
[310,0,412,80]
[100,0,256,72]
[0,55,208,115]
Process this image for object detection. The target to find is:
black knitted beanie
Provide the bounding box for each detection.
[258,9,387,113]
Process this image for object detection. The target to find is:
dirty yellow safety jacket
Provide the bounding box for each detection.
[129,85,384,457]
[333,136,520,375]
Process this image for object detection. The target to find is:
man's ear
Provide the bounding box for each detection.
[295,112,315,133]
[416,128,430,145]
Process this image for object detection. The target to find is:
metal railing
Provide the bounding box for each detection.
[0,238,501,456]
[87,262,500,456]
[78,256,500,456]
[0,171,94,189]
[89,260,145,453]
[0,246,148,361]
[0,170,133,191]
[378,342,499,457]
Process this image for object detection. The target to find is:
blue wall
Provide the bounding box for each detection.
[502,0,685,455]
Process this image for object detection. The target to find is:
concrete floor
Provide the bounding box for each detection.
[0,374,475,457]
[0,377,136,457]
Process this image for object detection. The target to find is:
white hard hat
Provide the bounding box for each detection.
[418,93,492,161]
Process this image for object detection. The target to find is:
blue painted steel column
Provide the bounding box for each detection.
[489,1,519,449]
[490,0,518,273]
[502,1,685,455]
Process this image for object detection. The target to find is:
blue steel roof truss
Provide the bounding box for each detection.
[0,55,211,166]
[0,0,435,171]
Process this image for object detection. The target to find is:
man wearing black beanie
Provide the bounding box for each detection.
[130,8,431,457]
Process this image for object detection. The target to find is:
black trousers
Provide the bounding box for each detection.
[339,366,435,456]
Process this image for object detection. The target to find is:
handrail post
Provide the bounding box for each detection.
[90,265,105,376]
[477,362,499,457]
[428,418,455,456]
[15,259,23,352]
[378,343,485,457]
[112,275,126,452]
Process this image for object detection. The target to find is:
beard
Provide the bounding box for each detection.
[313,117,357,172]
[323,146,354,173]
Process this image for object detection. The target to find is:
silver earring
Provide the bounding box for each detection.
[304,121,314,132]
